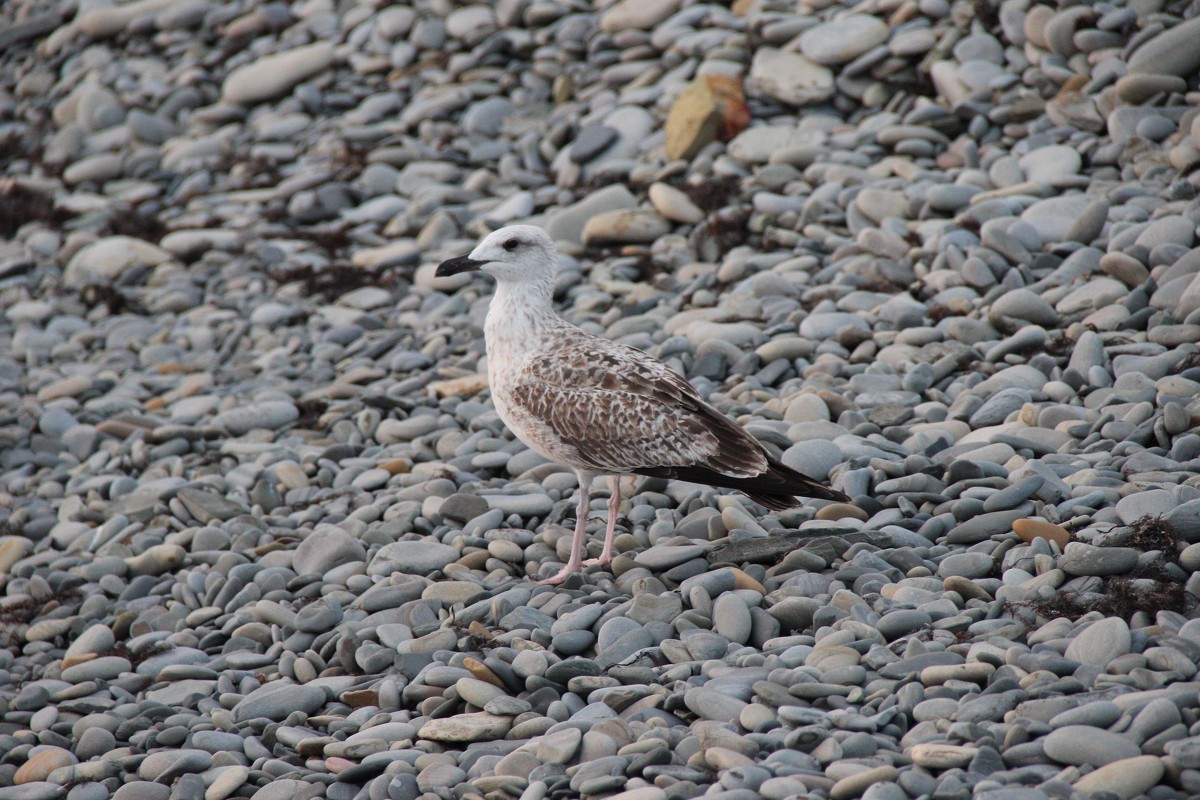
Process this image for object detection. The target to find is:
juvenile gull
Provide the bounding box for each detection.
[437,225,850,585]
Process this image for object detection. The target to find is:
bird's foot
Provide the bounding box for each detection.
[537,564,580,585]
[582,555,612,569]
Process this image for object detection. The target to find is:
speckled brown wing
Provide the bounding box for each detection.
[506,333,851,507]
[507,334,769,478]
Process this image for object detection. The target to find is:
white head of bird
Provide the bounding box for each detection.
[435,225,558,288]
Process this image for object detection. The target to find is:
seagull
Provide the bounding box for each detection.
[436,225,850,585]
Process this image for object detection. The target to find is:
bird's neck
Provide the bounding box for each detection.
[486,279,560,361]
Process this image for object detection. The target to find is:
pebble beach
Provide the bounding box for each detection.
[3,0,1200,798]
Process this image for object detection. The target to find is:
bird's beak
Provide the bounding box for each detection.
[435,255,486,278]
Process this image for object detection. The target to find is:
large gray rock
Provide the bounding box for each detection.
[234,683,324,722]
[1065,617,1131,666]
[293,526,367,576]
[1128,17,1200,77]
[1043,725,1141,766]
[369,540,459,576]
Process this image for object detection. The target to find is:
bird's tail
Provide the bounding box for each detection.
[633,455,850,510]
[743,491,808,511]
[743,455,850,509]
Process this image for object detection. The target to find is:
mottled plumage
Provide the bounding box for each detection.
[437,225,849,583]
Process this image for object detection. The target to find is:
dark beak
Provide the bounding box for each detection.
[435,256,486,278]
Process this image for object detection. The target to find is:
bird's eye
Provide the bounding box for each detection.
[503,239,519,251]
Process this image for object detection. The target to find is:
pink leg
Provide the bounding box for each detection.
[584,475,620,568]
[539,472,593,585]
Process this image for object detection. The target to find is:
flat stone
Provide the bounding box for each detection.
[536,725,581,763]
[969,389,1031,428]
[14,748,74,784]
[712,594,751,645]
[1066,199,1110,246]
[545,184,638,245]
[64,236,174,287]
[1043,726,1142,766]
[61,656,131,682]
[1128,17,1200,77]
[1020,195,1092,243]
[428,374,488,399]
[113,783,171,800]
[991,289,1059,326]
[1116,73,1188,104]
[581,209,669,246]
[205,766,250,800]
[1013,518,1070,549]
[799,312,869,340]
[0,537,32,574]
[945,509,1029,545]
[910,743,978,769]
[445,5,496,43]
[684,687,748,722]
[176,489,245,524]
[937,552,993,579]
[1065,617,1132,666]
[456,678,504,708]
[599,0,678,32]
[293,527,366,575]
[211,402,298,435]
[855,188,909,223]
[634,544,705,570]
[63,152,124,185]
[1116,490,1175,525]
[1049,701,1122,730]
[747,48,834,106]
[627,593,683,625]
[222,43,335,105]
[137,749,212,782]
[1058,543,1138,576]
[733,126,826,164]
[234,683,324,722]
[816,504,869,522]
[877,609,933,641]
[798,15,889,65]
[1072,755,1164,799]
[369,540,459,576]
[76,0,174,37]
[1164,737,1200,769]
[830,765,898,800]
[249,780,322,800]
[648,182,704,224]
[569,126,617,163]
[417,713,511,742]
[376,416,439,442]
[1164,499,1200,543]
[1019,145,1080,180]
[914,698,958,722]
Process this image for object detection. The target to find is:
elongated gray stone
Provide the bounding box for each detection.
[234,683,324,722]
[222,43,335,105]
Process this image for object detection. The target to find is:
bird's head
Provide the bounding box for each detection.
[435,225,558,286]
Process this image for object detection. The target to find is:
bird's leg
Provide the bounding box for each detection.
[539,472,592,585]
[584,474,620,568]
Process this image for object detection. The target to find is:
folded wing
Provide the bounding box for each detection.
[507,334,848,507]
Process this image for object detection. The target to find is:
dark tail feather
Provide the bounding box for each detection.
[632,455,849,508]
[743,491,807,511]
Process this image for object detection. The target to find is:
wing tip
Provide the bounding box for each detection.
[632,458,851,509]
[744,485,851,510]
[763,455,851,503]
